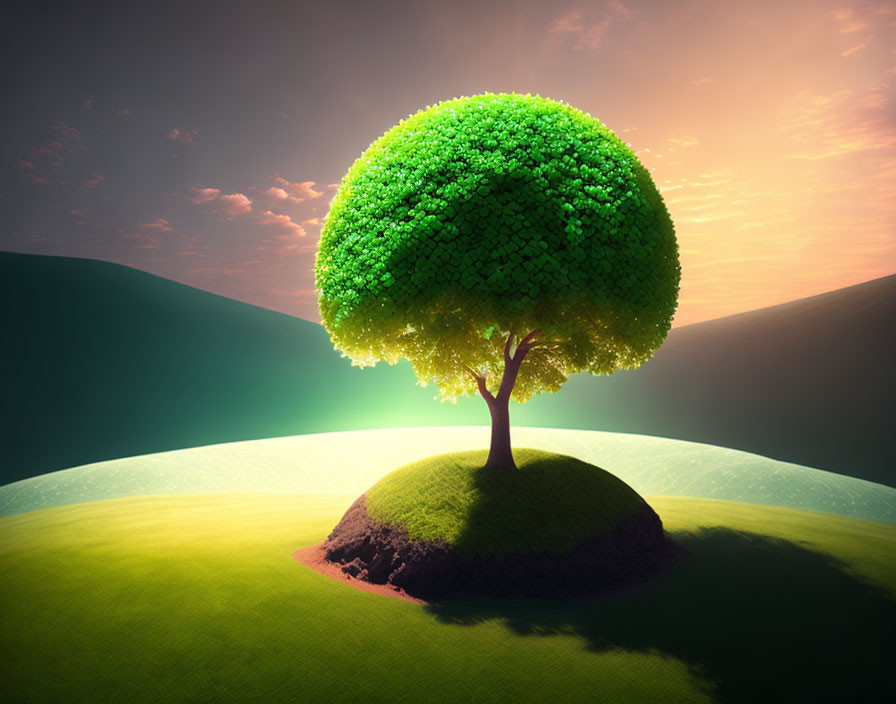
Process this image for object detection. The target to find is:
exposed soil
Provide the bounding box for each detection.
[293,543,428,604]
[312,493,681,601]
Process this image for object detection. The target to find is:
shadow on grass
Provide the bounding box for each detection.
[424,528,896,704]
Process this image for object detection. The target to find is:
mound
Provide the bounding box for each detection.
[323,449,676,598]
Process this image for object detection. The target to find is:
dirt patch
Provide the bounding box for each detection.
[316,494,680,600]
[293,542,428,604]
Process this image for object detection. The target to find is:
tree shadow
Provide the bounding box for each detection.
[424,527,896,703]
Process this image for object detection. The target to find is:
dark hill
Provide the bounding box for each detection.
[1,251,893,486]
[550,273,896,486]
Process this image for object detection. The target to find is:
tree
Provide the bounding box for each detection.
[315,93,680,470]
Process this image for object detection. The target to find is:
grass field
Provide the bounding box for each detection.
[2,493,893,703]
[3,428,894,524]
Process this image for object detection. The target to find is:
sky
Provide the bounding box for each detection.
[3,0,894,327]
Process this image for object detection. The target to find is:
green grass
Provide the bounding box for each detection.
[1,494,894,703]
[366,449,647,557]
[4,428,894,524]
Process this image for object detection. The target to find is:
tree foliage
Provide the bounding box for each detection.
[315,93,679,402]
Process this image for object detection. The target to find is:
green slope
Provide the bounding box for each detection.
[2,428,893,523]
[364,449,650,558]
[3,251,894,486]
[1,494,893,703]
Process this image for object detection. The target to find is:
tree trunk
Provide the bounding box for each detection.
[485,394,514,470]
[469,330,542,471]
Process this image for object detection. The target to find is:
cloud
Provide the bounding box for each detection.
[302,217,323,227]
[189,187,222,204]
[140,218,174,232]
[51,122,80,139]
[189,187,252,214]
[217,193,252,214]
[123,232,159,250]
[167,128,198,144]
[266,187,291,201]
[258,211,314,254]
[271,176,323,203]
[549,9,610,48]
[548,2,636,49]
[175,235,205,257]
[693,78,713,86]
[778,85,895,160]
[34,140,64,158]
[842,39,871,56]
[550,7,585,33]
[259,210,307,238]
[83,172,106,188]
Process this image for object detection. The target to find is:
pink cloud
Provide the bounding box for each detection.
[189,187,251,214]
[51,122,79,139]
[167,128,198,144]
[34,140,63,157]
[326,183,340,190]
[25,172,51,184]
[272,176,323,203]
[258,211,314,254]
[17,160,36,170]
[265,186,291,201]
[607,0,634,21]
[140,218,174,232]
[175,235,205,257]
[218,193,252,214]
[259,210,307,238]
[550,8,584,33]
[123,232,159,250]
[549,2,634,49]
[83,172,106,188]
[842,39,871,56]
[302,217,323,226]
[189,187,222,204]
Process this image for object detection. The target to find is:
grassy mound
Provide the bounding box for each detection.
[365,449,650,559]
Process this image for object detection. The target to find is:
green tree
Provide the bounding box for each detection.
[315,93,679,470]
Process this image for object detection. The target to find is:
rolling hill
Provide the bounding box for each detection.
[2,251,893,485]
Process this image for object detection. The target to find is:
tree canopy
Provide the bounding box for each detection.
[315,92,679,403]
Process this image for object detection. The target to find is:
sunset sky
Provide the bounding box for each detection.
[3,0,894,326]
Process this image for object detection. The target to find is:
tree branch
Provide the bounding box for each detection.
[465,365,495,404]
[512,329,543,363]
[503,332,515,366]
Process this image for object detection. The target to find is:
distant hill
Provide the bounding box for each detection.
[2,251,893,486]
[554,272,896,486]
